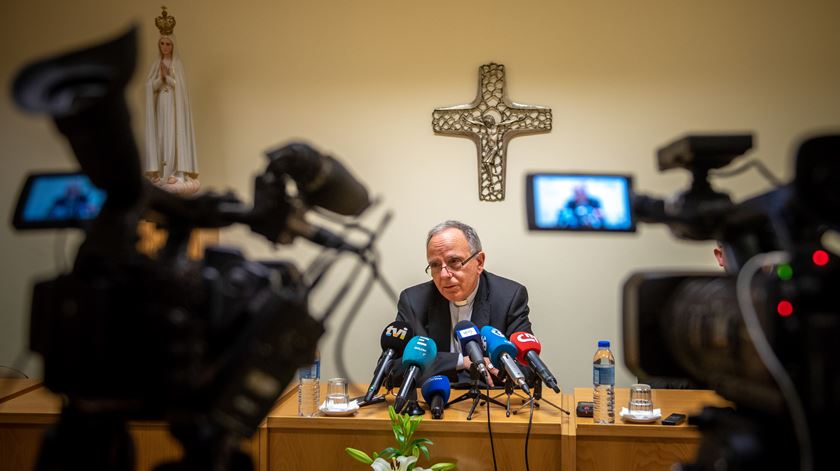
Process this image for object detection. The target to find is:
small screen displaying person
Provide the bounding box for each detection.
[47,183,96,220]
[558,185,604,229]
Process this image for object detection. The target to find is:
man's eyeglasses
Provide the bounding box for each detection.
[425,251,480,276]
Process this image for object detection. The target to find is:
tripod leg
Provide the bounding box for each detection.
[538,397,567,413]
[513,398,532,415]
[512,397,568,415]
[466,394,481,420]
[484,394,506,408]
[447,390,476,407]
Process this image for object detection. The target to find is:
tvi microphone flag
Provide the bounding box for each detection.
[364,321,414,402]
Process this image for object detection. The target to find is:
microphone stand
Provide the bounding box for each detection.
[488,371,528,418]
[355,371,392,408]
[404,388,425,416]
[356,395,386,408]
[513,379,567,415]
[446,365,505,420]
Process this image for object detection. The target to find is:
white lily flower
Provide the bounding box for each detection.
[369,455,431,471]
[370,458,393,471]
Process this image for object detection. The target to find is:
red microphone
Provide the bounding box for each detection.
[510,332,560,393]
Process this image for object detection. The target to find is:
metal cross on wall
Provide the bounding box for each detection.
[432,63,552,201]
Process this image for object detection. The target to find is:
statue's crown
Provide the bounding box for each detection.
[155,6,176,36]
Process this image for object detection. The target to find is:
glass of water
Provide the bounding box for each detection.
[628,383,653,413]
[326,377,349,410]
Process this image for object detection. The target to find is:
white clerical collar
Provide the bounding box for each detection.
[452,279,479,307]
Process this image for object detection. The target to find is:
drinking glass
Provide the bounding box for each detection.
[628,383,653,413]
[326,377,349,410]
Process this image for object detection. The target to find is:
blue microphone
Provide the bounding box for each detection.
[480,326,530,395]
[421,375,451,419]
[454,320,488,379]
[394,336,437,413]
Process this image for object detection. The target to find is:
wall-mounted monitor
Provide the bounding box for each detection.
[526,173,635,232]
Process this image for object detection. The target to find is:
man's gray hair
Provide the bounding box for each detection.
[426,220,483,252]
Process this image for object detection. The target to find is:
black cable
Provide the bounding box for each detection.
[303,205,375,290]
[364,211,399,303]
[303,244,343,291]
[298,208,400,397]
[710,159,784,187]
[333,264,377,387]
[525,392,535,471]
[331,211,397,386]
[371,258,399,303]
[487,382,498,471]
[0,365,30,378]
[314,254,366,325]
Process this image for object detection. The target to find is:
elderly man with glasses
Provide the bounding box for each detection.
[395,220,534,385]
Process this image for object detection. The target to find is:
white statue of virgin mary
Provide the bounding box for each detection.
[144,7,200,195]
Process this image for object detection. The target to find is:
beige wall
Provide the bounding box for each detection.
[2,0,838,392]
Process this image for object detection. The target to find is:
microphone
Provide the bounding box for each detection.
[393,336,437,413]
[480,326,531,396]
[265,142,370,216]
[364,322,414,403]
[420,375,451,419]
[245,173,366,254]
[510,332,560,393]
[285,215,365,255]
[453,320,488,379]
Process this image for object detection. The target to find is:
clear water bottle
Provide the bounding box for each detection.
[593,340,615,424]
[298,349,320,417]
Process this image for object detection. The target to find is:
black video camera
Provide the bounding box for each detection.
[623,134,840,470]
[10,27,374,471]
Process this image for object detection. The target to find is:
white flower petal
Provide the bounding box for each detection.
[370,457,393,471]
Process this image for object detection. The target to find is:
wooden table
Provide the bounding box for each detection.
[0,380,259,471]
[568,388,731,471]
[261,384,569,471]
[0,379,42,404]
[0,383,62,470]
[0,378,732,471]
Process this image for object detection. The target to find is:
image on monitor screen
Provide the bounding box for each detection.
[526,173,635,232]
[14,172,107,229]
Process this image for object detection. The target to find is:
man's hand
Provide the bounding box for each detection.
[464,356,500,387]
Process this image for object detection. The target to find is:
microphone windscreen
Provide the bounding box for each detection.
[401,336,437,370]
[380,321,414,353]
[308,154,370,216]
[265,143,370,216]
[453,320,481,351]
[420,375,451,403]
[510,332,542,365]
[480,326,517,366]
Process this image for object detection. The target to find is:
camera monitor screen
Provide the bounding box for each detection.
[13,172,107,230]
[526,173,635,232]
